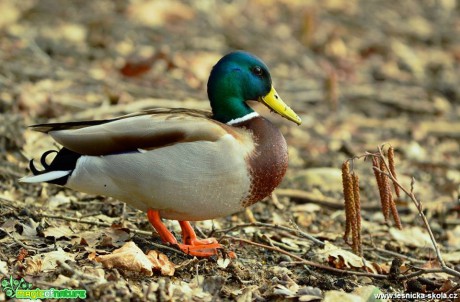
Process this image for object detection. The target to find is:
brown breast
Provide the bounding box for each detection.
[234,116,288,207]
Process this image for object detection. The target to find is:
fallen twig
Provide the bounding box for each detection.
[57,260,104,283]
[228,235,450,281]
[0,227,53,253]
[39,213,122,229]
[397,267,447,281]
[226,235,388,279]
[367,247,425,264]
[446,283,460,297]
[275,188,396,211]
[214,222,324,246]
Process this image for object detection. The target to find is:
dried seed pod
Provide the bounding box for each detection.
[390,197,403,229]
[379,159,392,221]
[388,146,401,198]
[372,157,389,222]
[352,172,362,255]
[342,161,355,242]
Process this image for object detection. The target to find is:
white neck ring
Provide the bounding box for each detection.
[226,112,259,125]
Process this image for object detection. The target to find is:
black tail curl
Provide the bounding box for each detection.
[29,150,58,175]
[29,148,81,185]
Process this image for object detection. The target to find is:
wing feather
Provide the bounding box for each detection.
[30,109,235,155]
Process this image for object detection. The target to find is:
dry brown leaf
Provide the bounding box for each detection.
[273,285,298,298]
[46,193,73,210]
[316,242,378,273]
[146,250,175,276]
[24,258,42,275]
[389,227,431,248]
[95,241,174,276]
[274,284,322,301]
[446,225,460,249]
[421,259,441,269]
[72,227,130,248]
[419,260,451,280]
[24,248,75,274]
[72,231,101,247]
[127,0,194,27]
[43,225,75,239]
[18,219,39,238]
[438,280,454,293]
[87,251,97,261]
[0,218,17,233]
[99,228,131,247]
[442,251,460,263]
[95,241,154,276]
[217,257,231,269]
[0,259,9,276]
[323,285,384,302]
[53,274,81,287]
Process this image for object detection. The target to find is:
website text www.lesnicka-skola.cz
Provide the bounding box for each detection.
[374,292,458,300]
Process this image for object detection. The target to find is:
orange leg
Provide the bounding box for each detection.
[147,209,177,244]
[147,209,222,257]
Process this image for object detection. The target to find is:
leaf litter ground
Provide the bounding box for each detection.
[1,0,460,301]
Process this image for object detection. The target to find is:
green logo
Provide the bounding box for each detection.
[1,276,87,300]
[1,276,33,298]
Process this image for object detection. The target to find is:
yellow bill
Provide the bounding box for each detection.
[259,86,302,125]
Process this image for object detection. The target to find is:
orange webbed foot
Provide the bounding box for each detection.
[147,209,225,257]
[178,221,222,256]
[176,242,222,257]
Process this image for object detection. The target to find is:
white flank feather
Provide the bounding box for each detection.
[19,170,72,183]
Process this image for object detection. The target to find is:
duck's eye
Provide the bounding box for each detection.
[252,66,263,76]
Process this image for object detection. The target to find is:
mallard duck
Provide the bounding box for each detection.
[20,51,301,257]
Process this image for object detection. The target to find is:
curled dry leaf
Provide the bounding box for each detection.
[24,258,42,275]
[95,241,153,276]
[146,250,175,276]
[24,248,75,275]
[316,242,380,273]
[217,257,231,269]
[95,241,174,276]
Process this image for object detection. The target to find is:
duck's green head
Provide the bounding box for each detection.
[207,51,301,125]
